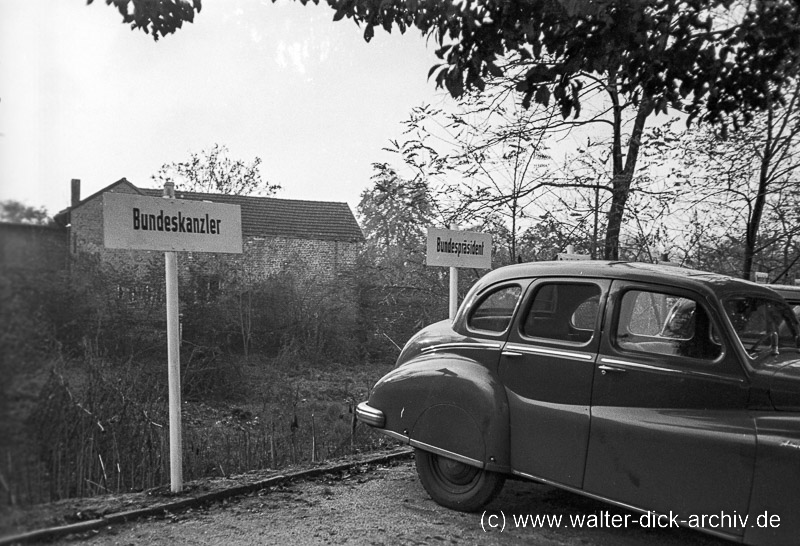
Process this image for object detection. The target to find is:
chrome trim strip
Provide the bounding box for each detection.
[513,470,641,511]
[421,341,503,354]
[504,343,594,361]
[377,429,409,444]
[410,439,484,469]
[599,357,675,373]
[598,357,745,383]
[374,431,507,472]
[511,470,740,543]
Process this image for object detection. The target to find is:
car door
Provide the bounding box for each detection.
[498,277,610,488]
[583,280,755,537]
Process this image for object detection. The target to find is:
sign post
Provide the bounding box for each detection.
[104,186,242,493]
[162,183,182,492]
[426,227,492,320]
[448,224,458,320]
[557,245,590,261]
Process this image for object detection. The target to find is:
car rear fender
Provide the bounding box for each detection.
[368,354,510,473]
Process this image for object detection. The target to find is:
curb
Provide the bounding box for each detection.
[0,447,413,545]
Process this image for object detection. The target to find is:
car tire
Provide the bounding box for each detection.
[414,448,505,512]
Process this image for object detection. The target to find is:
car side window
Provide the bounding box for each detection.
[522,283,602,343]
[467,285,522,333]
[615,289,722,361]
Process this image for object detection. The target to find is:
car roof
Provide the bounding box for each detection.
[472,261,778,300]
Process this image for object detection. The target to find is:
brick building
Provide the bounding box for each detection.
[53,178,365,281]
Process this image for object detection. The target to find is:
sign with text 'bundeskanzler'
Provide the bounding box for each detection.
[426,227,492,269]
[103,192,242,253]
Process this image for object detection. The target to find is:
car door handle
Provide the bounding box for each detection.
[501,351,523,357]
[599,364,626,375]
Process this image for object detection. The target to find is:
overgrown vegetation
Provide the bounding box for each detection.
[0,251,401,507]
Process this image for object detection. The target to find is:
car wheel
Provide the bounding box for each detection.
[414,448,505,512]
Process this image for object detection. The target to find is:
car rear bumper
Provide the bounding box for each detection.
[355,401,385,428]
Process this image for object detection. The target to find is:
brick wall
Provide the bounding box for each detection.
[241,237,360,281]
[69,185,361,282]
[69,181,157,273]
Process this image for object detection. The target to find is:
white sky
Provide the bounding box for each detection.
[0,0,450,217]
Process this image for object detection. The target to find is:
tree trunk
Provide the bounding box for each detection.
[603,173,632,260]
[741,107,774,280]
[510,197,518,262]
[603,97,653,260]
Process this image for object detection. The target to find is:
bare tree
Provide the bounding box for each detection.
[677,79,800,280]
[152,143,280,196]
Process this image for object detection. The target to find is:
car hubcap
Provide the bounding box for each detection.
[436,456,479,486]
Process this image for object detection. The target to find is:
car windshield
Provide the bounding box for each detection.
[723,296,800,360]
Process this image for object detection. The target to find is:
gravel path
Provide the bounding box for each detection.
[48,458,730,546]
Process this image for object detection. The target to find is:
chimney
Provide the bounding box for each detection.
[71,178,81,206]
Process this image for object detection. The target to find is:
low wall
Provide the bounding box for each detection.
[0,223,68,271]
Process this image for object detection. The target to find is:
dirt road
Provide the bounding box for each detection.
[55,458,729,546]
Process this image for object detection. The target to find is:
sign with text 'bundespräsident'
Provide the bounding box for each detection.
[104,192,243,253]
[557,252,591,261]
[426,227,492,269]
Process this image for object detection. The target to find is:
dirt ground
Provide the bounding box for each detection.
[0,448,407,541]
[4,453,732,546]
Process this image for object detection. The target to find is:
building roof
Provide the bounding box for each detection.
[57,178,364,243]
[138,189,364,242]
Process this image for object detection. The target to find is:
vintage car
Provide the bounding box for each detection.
[768,283,800,317]
[356,261,800,545]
